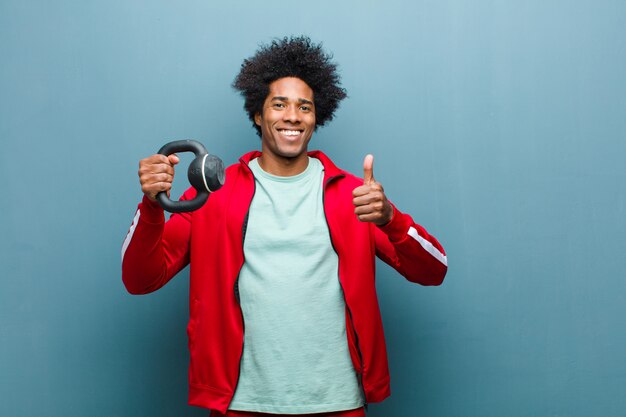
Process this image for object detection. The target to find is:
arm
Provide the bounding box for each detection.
[353,154,447,285]
[374,203,447,285]
[121,194,192,294]
[120,153,192,294]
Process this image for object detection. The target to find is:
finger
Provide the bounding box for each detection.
[142,154,178,167]
[353,182,384,197]
[353,191,384,207]
[352,185,371,197]
[354,205,375,216]
[168,154,180,165]
[363,154,374,185]
[145,172,174,184]
[143,154,171,165]
[140,162,175,178]
[142,181,173,193]
[356,212,382,223]
[142,181,173,201]
[140,155,170,173]
[354,201,385,216]
[356,208,390,224]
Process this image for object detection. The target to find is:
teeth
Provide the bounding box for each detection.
[280,130,301,136]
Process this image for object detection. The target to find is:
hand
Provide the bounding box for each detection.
[138,154,180,201]
[352,154,394,226]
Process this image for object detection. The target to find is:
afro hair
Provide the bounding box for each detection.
[233,36,347,136]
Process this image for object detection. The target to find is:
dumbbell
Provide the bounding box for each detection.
[156,140,225,213]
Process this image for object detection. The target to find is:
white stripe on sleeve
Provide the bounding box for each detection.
[407,226,448,267]
[121,209,141,262]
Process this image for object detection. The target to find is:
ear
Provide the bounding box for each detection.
[254,112,261,126]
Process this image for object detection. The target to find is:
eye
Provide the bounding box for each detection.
[300,105,312,112]
[272,103,285,109]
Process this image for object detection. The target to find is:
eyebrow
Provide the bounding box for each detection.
[271,96,314,105]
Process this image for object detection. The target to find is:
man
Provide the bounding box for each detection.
[122,36,447,416]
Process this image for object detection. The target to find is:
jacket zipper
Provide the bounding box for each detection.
[322,174,368,410]
[232,168,256,402]
[232,212,248,400]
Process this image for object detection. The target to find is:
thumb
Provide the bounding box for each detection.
[363,154,374,185]
[168,154,180,165]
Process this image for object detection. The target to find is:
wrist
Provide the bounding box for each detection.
[376,203,395,227]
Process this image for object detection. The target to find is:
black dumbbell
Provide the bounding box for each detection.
[156,140,225,213]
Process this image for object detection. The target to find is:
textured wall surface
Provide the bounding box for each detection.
[1,1,625,416]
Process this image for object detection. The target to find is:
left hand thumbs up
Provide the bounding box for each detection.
[363,154,375,185]
[352,154,394,226]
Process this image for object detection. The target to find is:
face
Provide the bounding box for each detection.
[255,77,316,164]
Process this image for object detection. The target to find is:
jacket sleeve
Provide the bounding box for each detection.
[121,193,193,295]
[374,203,448,286]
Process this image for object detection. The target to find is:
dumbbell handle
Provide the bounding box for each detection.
[156,140,222,213]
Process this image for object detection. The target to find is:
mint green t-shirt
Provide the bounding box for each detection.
[229,157,364,414]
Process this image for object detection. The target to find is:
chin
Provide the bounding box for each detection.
[276,146,307,159]
[278,152,304,160]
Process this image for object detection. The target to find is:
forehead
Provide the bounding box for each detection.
[267,77,314,101]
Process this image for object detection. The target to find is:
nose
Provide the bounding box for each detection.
[282,105,300,124]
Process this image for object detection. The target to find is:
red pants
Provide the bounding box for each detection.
[210,407,366,417]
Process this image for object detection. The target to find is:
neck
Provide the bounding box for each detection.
[257,153,309,176]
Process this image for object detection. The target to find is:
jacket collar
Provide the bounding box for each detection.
[238,150,344,179]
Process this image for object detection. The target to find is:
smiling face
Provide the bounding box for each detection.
[254,77,316,175]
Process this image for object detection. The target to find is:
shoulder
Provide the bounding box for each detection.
[224,150,260,179]
[309,150,363,185]
[337,170,363,190]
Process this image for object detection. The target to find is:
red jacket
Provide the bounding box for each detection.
[122,150,447,413]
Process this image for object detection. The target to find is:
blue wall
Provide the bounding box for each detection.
[1,1,625,416]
